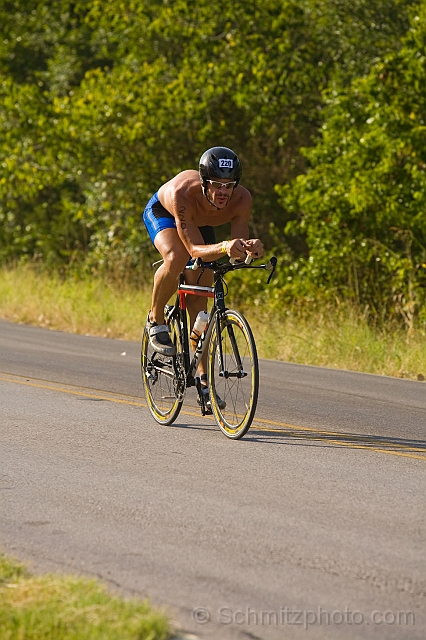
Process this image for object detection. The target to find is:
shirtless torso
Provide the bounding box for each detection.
[157,169,253,260]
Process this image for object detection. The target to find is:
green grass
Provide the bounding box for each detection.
[0,265,425,380]
[0,554,171,640]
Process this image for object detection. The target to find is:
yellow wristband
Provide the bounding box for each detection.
[221,241,228,254]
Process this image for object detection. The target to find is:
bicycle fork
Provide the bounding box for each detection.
[215,311,247,380]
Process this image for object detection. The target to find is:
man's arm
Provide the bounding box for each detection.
[173,189,263,261]
[174,202,228,260]
[231,213,264,260]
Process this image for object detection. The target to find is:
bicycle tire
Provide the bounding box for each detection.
[208,310,259,439]
[141,315,184,425]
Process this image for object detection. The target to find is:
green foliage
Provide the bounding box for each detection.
[0,0,422,323]
[278,5,426,326]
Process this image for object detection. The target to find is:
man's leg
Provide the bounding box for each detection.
[151,228,189,324]
[147,228,189,354]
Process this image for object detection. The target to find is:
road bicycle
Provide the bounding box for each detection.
[141,255,277,439]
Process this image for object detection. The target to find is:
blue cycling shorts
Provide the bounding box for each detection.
[143,191,216,245]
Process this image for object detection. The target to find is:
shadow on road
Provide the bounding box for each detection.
[244,426,426,456]
[168,417,426,457]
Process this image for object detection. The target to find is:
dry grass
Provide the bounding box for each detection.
[247,306,426,380]
[0,266,151,340]
[1,265,425,380]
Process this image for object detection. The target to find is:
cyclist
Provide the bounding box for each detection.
[143,146,264,404]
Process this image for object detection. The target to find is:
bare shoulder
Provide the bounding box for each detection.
[160,170,200,198]
[158,170,200,213]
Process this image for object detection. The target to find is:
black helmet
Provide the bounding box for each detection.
[199,146,242,185]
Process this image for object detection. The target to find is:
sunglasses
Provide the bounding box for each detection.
[206,179,237,191]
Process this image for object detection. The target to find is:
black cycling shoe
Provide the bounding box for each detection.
[148,321,176,356]
[198,385,226,410]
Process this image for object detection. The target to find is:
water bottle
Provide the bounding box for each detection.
[190,310,209,348]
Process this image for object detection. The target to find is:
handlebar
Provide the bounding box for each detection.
[189,255,277,283]
[153,255,277,283]
[230,254,253,266]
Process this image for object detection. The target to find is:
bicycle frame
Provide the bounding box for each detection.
[143,255,276,429]
[172,274,226,389]
[167,257,276,392]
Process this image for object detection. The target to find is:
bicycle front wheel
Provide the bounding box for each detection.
[141,315,184,425]
[208,310,259,439]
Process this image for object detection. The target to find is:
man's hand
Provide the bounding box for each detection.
[225,238,264,261]
[244,238,264,259]
[226,238,249,261]
[245,238,263,258]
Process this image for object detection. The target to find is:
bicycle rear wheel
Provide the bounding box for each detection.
[208,310,259,439]
[141,315,184,425]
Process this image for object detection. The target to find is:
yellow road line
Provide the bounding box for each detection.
[252,426,426,460]
[251,424,426,452]
[1,374,425,461]
[0,375,147,407]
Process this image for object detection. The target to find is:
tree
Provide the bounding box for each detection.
[0,0,417,278]
[279,5,426,326]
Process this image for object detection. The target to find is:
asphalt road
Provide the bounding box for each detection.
[1,318,425,639]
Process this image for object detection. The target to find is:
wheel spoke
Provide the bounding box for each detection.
[208,311,258,439]
[141,316,184,425]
